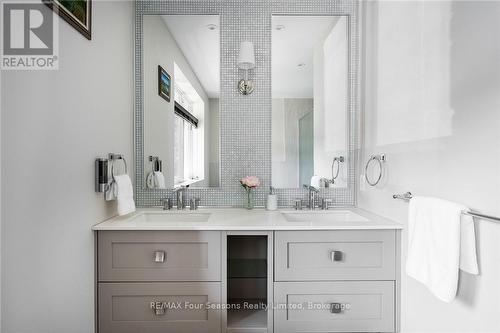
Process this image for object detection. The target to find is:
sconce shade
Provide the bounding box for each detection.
[237,41,255,70]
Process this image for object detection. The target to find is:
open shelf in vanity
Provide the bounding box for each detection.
[226,234,272,333]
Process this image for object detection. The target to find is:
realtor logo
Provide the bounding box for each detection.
[1,1,58,70]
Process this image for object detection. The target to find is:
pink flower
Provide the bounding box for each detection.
[240,176,260,189]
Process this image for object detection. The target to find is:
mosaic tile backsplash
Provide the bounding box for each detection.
[135,0,361,207]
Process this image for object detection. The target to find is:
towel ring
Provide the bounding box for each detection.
[365,154,386,186]
[109,153,128,180]
[331,156,345,181]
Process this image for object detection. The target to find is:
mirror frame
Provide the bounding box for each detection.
[134,0,361,207]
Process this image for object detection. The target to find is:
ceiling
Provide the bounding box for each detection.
[272,16,340,98]
[162,15,220,98]
[160,15,342,99]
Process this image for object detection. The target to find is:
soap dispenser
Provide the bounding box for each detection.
[266,186,278,211]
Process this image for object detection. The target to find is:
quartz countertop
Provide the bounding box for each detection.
[92,208,402,231]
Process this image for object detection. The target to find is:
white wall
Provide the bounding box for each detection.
[143,15,210,188]
[1,1,134,332]
[322,16,347,154]
[360,1,500,332]
[143,15,175,189]
[313,18,348,187]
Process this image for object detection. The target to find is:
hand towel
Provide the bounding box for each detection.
[154,171,166,189]
[114,174,136,216]
[310,175,321,188]
[406,196,478,302]
[146,172,155,189]
[105,181,117,201]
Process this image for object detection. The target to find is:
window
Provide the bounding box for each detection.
[173,63,205,187]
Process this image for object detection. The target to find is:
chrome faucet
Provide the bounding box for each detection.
[303,185,320,210]
[190,198,201,210]
[321,198,333,210]
[162,198,173,210]
[173,185,188,210]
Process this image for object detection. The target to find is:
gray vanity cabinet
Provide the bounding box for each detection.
[274,230,396,281]
[98,230,221,281]
[97,231,222,333]
[274,281,395,333]
[273,230,400,333]
[97,229,400,333]
[99,282,221,333]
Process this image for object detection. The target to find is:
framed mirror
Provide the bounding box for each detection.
[142,14,220,190]
[135,1,359,207]
[272,15,349,189]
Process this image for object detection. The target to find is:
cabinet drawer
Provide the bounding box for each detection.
[274,281,395,332]
[98,282,221,333]
[275,230,395,281]
[98,231,221,281]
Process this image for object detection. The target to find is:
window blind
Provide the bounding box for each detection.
[174,101,198,128]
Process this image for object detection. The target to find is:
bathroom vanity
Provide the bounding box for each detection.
[93,209,402,333]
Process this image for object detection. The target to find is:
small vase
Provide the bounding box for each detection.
[245,189,254,210]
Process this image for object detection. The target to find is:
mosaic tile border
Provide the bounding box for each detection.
[135,0,361,208]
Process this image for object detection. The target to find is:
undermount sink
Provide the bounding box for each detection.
[282,211,369,223]
[130,212,211,223]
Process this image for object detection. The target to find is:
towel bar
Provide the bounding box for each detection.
[393,192,500,224]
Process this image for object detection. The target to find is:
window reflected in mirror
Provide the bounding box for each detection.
[272,15,348,189]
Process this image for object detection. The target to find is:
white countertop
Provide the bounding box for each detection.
[92,208,402,231]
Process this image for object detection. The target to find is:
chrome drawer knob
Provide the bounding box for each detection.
[330,250,343,262]
[154,251,165,263]
[330,302,350,313]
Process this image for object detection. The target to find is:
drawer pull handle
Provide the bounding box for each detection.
[154,251,166,263]
[330,302,350,314]
[331,303,343,313]
[330,250,343,262]
[151,301,166,316]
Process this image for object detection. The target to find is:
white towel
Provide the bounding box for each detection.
[310,175,321,188]
[406,196,478,302]
[114,174,136,216]
[105,181,117,201]
[146,172,155,189]
[154,171,166,189]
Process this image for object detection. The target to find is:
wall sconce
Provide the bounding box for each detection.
[237,41,255,95]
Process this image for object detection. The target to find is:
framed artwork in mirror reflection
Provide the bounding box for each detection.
[158,65,171,102]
